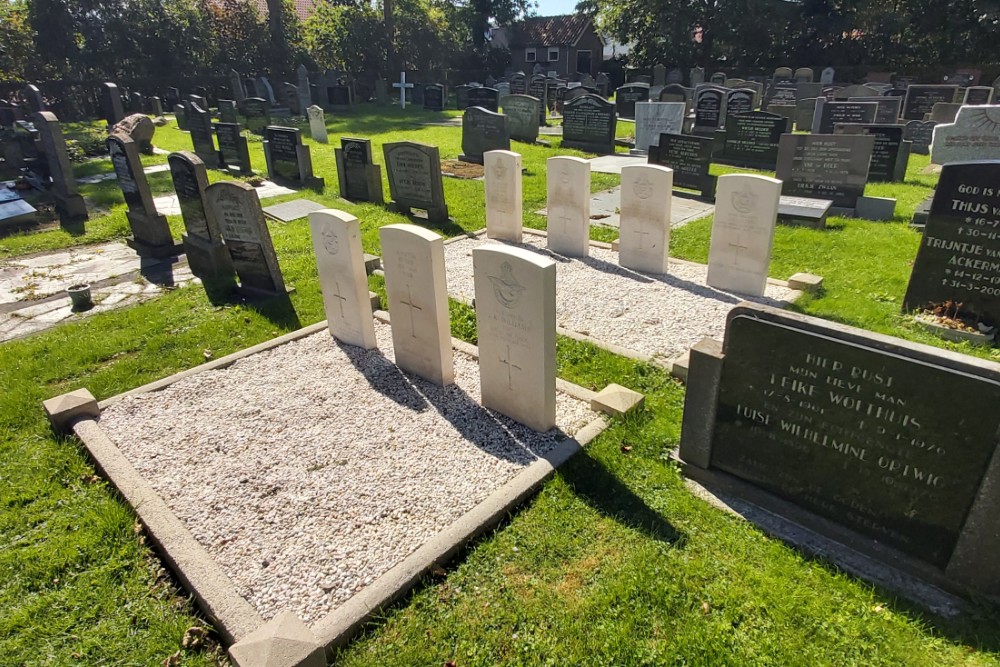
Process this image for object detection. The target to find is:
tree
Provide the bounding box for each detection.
[0,0,36,81]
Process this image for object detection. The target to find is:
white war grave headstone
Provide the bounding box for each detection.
[485,149,523,242]
[379,224,454,386]
[706,173,781,296]
[473,245,557,431]
[308,209,377,349]
[546,156,590,257]
[618,164,673,274]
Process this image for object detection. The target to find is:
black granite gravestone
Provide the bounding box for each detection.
[648,133,716,199]
[715,112,789,170]
[382,141,449,221]
[775,134,875,209]
[335,137,384,204]
[460,106,510,163]
[561,94,617,154]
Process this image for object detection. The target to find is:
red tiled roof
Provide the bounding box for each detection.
[511,14,592,47]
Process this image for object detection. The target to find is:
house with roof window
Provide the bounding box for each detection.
[491,15,606,78]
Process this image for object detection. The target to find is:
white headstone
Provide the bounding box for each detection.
[706,174,781,297]
[546,156,590,257]
[485,150,523,242]
[379,224,454,386]
[634,101,686,153]
[821,67,835,85]
[306,105,328,144]
[308,209,377,349]
[473,245,556,431]
[931,105,1000,164]
[618,164,673,274]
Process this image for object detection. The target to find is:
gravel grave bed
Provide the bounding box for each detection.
[99,321,594,624]
[443,234,795,363]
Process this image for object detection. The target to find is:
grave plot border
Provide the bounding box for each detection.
[48,314,609,664]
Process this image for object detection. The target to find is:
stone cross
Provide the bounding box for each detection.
[393,72,414,109]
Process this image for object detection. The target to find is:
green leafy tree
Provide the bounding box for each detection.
[0,0,36,81]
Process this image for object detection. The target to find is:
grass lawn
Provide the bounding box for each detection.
[1,106,998,666]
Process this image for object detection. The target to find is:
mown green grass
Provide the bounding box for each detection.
[1,107,998,666]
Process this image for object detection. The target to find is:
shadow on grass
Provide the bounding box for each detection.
[559,449,684,545]
[242,290,301,330]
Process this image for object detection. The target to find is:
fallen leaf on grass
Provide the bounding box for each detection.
[203,349,213,359]
[163,651,182,666]
[182,626,208,650]
[701,601,711,614]
[620,445,633,453]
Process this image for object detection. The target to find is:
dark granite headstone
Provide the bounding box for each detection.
[218,99,239,124]
[214,122,253,175]
[764,83,797,107]
[964,86,994,105]
[848,96,903,124]
[834,124,910,182]
[187,103,218,165]
[615,83,650,118]
[468,86,500,113]
[102,82,125,127]
[904,120,937,155]
[726,89,755,116]
[168,151,234,282]
[715,112,789,170]
[382,141,449,221]
[777,196,832,229]
[263,126,322,187]
[775,133,875,209]
[454,85,472,110]
[902,85,959,120]
[814,100,878,135]
[326,85,352,110]
[903,161,1000,326]
[528,76,547,123]
[24,84,44,112]
[460,106,510,163]
[244,97,270,135]
[335,137,383,204]
[34,111,88,224]
[509,73,527,95]
[424,84,444,112]
[501,94,541,143]
[561,94,617,154]
[107,134,175,256]
[694,86,726,133]
[648,133,716,199]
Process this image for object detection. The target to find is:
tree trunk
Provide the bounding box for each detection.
[384,0,395,74]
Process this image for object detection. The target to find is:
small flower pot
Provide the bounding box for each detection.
[67,283,93,311]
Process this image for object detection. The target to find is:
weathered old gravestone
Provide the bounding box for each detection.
[379,224,455,386]
[335,137,383,204]
[835,124,910,182]
[23,84,44,112]
[904,120,936,155]
[902,85,959,120]
[102,82,125,127]
[693,86,726,134]
[715,112,789,170]
[528,76,548,124]
[795,98,818,131]
[509,73,528,95]
[473,245,557,432]
[204,181,287,296]
[726,89,755,116]
[648,132,717,199]
[149,96,164,117]
[794,67,814,83]
[930,102,962,124]
[658,83,690,105]
[454,84,472,110]
[848,96,903,124]
[214,122,253,175]
[296,65,312,110]
[107,134,175,257]
[690,68,705,86]
[263,126,323,187]
[306,105,328,144]
[964,86,995,105]
[187,104,218,165]
[168,151,233,281]
[932,106,1000,164]
[903,161,1000,326]
[173,103,189,131]
[775,134,875,210]
[218,99,239,124]
[706,174,781,296]
[383,141,449,222]
[326,85,352,110]
[546,156,591,257]
[424,84,444,112]
[460,106,510,163]
[710,72,727,85]
[616,83,650,119]
[112,113,155,153]
[244,98,270,134]
[679,301,1000,596]
[633,101,685,154]
[561,95,617,154]
[230,69,246,106]
[485,149,522,242]
[820,67,835,85]
[832,84,879,100]
[619,164,673,274]
[130,91,145,115]
[469,86,500,113]
[281,83,301,115]
[502,94,542,143]
[763,83,797,108]
[813,99,878,135]
[34,112,88,224]
[309,209,377,349]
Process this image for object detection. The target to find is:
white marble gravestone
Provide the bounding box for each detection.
[308,209,377,349]
[618,164,673,274]
[379,224,454,386]
[931,105,1000,164]
[633,101,686,153]
[706,174,781,296]
[546,156,591,257]
[306,105,328,144]
[484,150,523,242]
[473,245,556,431]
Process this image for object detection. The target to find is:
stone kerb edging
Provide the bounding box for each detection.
[53,312,610,666]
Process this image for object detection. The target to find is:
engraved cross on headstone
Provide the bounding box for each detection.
[498,344,522,389]
[633,224,653,249]
[729,236,749,267]
[399,285,422,337]
[393,72,414,109]
[329,281,348,318]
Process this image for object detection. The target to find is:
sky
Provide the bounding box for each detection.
[533,0,580,17]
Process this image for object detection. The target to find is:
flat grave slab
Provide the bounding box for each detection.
[442,231,795,365]
[537,187,714,229]
[587,154,646,174]
[262,198,325,223]
[94,318,601,626]
[77,163,171,185]
[154,180,296,216]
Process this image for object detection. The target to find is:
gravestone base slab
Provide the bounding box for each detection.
[855,195,897,221]
[125,223,183,259]
[391,203,450,224]
[236,283,295,300]
[910,194,934,229]
[182,234,235,281]
[457,154,485,165]
[777,196,831,229]
[53,193,89,223]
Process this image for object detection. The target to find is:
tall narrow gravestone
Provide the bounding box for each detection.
[308,209,377,349]
[546,156,591,257]
[382,141,449,222]
[619,164,673,274]
[335,137,383,204]
[485,149,522,242]
[168,152,233,282]
[187,103,218,165]
[263,126,324,188]
[205,181,287,296]
[307,105,328,144]
[903,161,1000,327]
[107,134,176,257]
[102,82,125,127]
[379,224,455,386]
[473,245,557,432]
[706,174,781,296]
[244,98,271,134]
[34,112,88,224]
[230,69,246,106]
[214,122,253,175]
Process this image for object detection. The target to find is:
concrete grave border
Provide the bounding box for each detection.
[47,312,609,666]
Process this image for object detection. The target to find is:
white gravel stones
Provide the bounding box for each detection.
[99,321,593,624]
[443,234,794,364]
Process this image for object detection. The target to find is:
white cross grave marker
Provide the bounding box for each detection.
[393,72,414,109]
